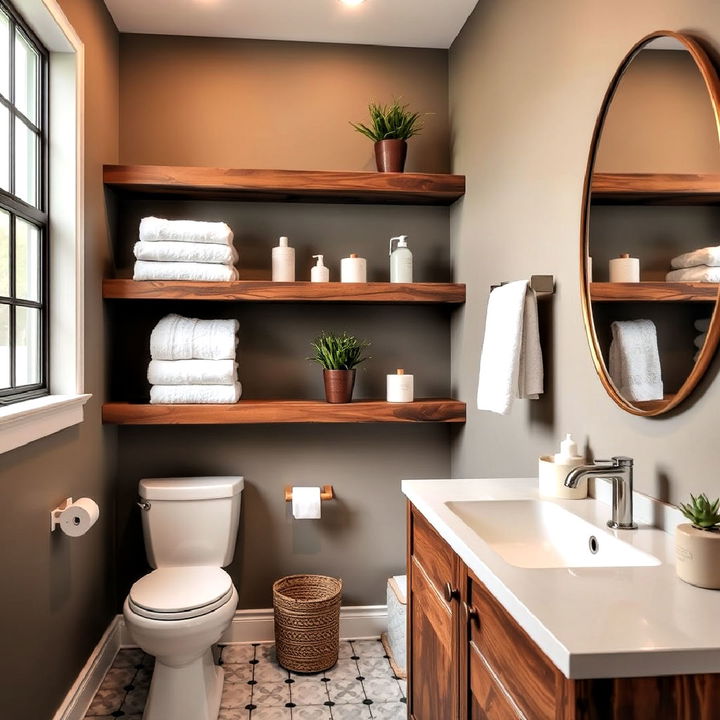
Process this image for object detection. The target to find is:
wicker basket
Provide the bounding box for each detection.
[273,574,343,673]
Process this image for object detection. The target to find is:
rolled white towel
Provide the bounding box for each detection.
[150,382,242,404]
[694,332,708,350]
[695,317,711,333]
[671,245,720,269]
[148,359,238,385]
[139,216,234,246]
[133,260,239,282]
[608,319,663,402]
[134,240,238,265]
[150,314,239,360]
[666,265,720,283]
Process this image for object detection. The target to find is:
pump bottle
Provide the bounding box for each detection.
[311,255,330,282]
[389,235,413,283]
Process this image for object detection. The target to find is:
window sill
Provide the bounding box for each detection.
[0,393,92,454]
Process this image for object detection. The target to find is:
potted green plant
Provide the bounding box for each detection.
[309,331,371,403]
[675,493,720,589]
[351,100,424,173]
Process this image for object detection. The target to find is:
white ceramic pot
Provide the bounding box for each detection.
[675,523,720,589]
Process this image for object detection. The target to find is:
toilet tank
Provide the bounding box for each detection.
[138,477,244,568]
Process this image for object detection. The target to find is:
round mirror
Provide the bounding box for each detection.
[581,31,720,416]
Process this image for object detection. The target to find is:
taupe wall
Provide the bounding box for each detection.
[449,0,720,503]
[115,36,452,607]
[0,1,118,718]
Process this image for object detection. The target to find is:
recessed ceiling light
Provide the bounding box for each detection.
[340,0,367,6]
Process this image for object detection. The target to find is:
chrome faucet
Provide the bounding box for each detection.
[565,456,637,530]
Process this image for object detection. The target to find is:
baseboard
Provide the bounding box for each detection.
[52,616,122,720]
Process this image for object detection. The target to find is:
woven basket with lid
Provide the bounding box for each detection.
[273,574,343,673]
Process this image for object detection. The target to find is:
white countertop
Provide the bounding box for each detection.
[402,477,720,679]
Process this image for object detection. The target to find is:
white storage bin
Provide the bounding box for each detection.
[383,575,407,677]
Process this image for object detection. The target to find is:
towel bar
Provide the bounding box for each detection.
[490,274,555,295]
[284,485,335,502]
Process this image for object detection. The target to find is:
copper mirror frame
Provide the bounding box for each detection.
[580,30,720,416]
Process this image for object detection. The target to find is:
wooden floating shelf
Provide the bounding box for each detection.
[590,282,719,302]
[632,394,677,412]
[103,165,466,206]
[102,399,466,425]
[102,279,466,304]
[591,172,720,204]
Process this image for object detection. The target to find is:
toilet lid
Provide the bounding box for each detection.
[129,567,233,615]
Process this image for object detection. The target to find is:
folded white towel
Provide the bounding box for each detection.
[150,314,239,361]
[139,216,234,246]
[666,265,720,282]
[477,280,543,415]
[150,382,242,404]
[148,359,238,385]
[134,241,238,265]
[671,246,720,269]
[133,260,239,282]
[694,332,708,350]
[695,318,711,333]
[608,319,663,402]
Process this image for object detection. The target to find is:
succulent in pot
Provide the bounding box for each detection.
[675,493,720,589]
[351,100,425,173]
[309,331,371,403]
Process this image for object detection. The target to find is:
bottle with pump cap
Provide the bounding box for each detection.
[389,235,413,283]
[311,255,330,282]
[272,236,295,282]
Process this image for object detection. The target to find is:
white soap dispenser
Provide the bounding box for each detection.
[538,433,587,500]
[311,254,330,282]
[554,434,581,464]
[272,236,295,282]
[389,235,413,283]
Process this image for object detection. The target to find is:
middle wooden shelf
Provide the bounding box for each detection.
[590,281,719,302]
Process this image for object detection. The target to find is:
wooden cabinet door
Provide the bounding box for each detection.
[408,503,461,720]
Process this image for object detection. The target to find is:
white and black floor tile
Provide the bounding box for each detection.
[84,638,406,719]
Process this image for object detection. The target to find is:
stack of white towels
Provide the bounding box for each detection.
[148,314,242,404]
[666,245,720,282]
[134,216,239,282]
[693,317,710,362]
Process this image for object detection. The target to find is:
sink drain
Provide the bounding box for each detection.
[588,535,599,554]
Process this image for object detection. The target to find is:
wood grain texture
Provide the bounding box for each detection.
[412,509,458,602]
[103,165,466,205]
[102,398,466,425]
[469,642,524,720]
[102,279,466,304]
[591,172,720,204]
[589,282,719,302]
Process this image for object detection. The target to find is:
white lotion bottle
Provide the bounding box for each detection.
[389,235,413,283]
[387,369,414,403]
[341,253,367,283]
[311,254,329,282]
[272,236,295,282]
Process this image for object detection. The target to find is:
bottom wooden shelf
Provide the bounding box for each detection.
[631,394,676,412]
[102,398,466,425]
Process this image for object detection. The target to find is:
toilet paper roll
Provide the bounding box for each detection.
[292,487,322,520]
[59,498,100,537]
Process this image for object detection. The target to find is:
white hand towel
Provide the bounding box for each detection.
[150,314,239,360]
[134,241,238,265]
[139,216,234,246]
[608,319,663,402]
[148,359,238,385]
[671,245,720,269]
[694,332,708,350]
[666,265,720,283]
[477,280,544,415]
[150,382,242,404]
[133,260,239,282]
[695,317,711,333]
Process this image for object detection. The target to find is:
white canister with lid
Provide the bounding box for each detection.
[341,253,367,283]
[609,253,640,283]
[387,369,414,403]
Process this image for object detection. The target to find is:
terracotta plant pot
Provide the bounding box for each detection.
[323,369,356,404]
[675,523,720,589]
[374,139,407,173]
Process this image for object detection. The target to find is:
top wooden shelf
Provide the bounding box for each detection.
[103,165,466,206]
[590,173,720,205]
[590,282,719,302]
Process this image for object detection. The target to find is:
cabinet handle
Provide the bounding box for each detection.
[443,582,459,603]
[463,601,480,627]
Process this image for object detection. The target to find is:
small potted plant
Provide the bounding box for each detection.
[309,331,371,403]
[351,100,424,173]
[675,493,720,589]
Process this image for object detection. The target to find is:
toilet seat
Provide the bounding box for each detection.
[128,566,234,621]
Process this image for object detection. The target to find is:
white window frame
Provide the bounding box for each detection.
[0,0,89,454]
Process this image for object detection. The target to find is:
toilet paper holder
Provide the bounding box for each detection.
[50,497,73,532]
[284,486,334,502]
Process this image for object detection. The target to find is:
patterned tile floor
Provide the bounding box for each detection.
[85,638,407,719]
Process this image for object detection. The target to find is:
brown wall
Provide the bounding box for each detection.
[449,0,720,503]
[0,1,118,718]
[114,35,452,608]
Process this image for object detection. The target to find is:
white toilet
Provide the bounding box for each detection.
[123,476,244,720]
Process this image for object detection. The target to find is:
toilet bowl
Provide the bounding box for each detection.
[123,566,238,720]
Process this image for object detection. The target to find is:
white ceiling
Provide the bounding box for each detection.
[103,0,478,49]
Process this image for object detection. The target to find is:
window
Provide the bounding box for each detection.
[0,0,47,404]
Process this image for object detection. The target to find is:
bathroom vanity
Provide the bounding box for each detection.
[403,479,720,720]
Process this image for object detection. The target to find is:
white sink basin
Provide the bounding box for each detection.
[445,499,661,569]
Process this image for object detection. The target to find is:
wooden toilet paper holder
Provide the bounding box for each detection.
[284,485,335,502]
